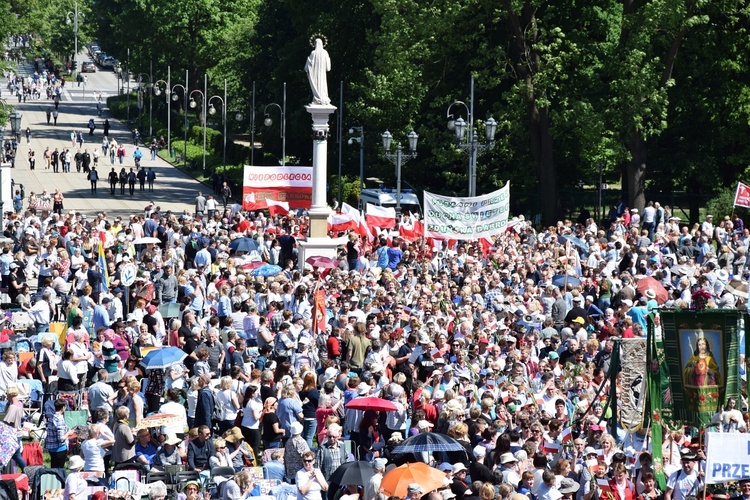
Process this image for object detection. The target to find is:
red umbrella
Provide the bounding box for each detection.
[306,255,337,269]
[636,276,668,304]
[345,396,398,412]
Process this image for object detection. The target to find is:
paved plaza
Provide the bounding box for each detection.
[4,59,205,219]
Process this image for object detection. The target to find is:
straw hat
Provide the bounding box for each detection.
[224,427,244,444]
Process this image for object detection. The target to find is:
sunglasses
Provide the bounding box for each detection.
[304,459,314,463]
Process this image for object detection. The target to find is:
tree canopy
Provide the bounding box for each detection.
[8,0,750,224]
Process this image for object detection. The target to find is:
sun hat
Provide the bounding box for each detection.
[224,427,244,443]
[68,455,85,470]
[290,422,303,436]
[559,478,581,495]
[500,452,518,464]
[452,463,467,474]
[164,433,182,446]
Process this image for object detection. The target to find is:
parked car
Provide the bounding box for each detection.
[95,52,108,65]
[102,56,116,68]
[88,44,100,56]
[81,61,96,73]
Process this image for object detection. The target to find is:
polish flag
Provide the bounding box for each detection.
[500,391,510,403]
[265,199,290,216]
[560,427,572,444]
[327,212,357,233]
[542,442,560,455]
[366,204,397,229]
[597,449,606,462]
[535,394,545,406]
[586,459,599,472]
[596,479,612,493]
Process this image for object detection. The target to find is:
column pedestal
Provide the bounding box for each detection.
[302,103,338,265]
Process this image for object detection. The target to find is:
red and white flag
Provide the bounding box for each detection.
[735,182,750,208]
[560,427,572,444]
[596,478,612,493]
[542,442,560,455]
[597,449,606,462]
[366,204,397,229]
[265,199,290,216]
[500,391,510,403]
[586,459,599,472]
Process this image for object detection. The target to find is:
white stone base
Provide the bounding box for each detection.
[298,236,347,270]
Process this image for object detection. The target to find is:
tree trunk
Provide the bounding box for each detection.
[627,132,647,211]
[506,2,558,225]
[528,101,558,225]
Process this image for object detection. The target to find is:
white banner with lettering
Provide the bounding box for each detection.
[424,182,510,240]
[705,432,750,483]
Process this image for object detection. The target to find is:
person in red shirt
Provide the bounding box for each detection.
[327,327,341,361]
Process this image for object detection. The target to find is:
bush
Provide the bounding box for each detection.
[706,187,749,221]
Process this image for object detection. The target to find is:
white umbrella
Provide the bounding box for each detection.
[133,237,161,245]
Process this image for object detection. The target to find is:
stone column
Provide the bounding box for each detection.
[305,103,336,238]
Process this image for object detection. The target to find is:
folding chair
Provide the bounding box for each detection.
[175,470,200,490]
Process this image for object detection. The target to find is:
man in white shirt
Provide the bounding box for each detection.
[665,450,703,500]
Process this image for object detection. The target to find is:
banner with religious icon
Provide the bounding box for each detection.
[659,311,742,427]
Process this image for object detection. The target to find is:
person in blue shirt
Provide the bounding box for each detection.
[264,449,285,481]
[93,298,112,331]
[375,237,389,268]
[134,429,159,470]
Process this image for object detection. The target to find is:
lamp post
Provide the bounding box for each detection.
[348,126,364,209]
[381,130,418,215]
[166,70,189,170]
[65,1,83,72]
[136,73,153,137]
[189,74,208,171]
[190,74,227,172]
[8,111,22,142]
[250,81,256,166]
[153,66,171,153]
[446,75,497,197]
[207,79,227,173]
[263,82,286,166]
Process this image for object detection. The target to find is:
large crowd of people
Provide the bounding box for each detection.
[0,197,748,500]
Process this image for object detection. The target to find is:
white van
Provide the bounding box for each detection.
[360,188,421,215]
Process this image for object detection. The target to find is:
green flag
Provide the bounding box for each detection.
[647,312,667,490]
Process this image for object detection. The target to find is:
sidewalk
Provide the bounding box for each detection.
[5,60,204,219]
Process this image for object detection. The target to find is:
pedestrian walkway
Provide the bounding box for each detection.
[5,62,204,219]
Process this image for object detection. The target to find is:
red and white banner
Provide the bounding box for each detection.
[312,288,327,334]
[243,166,312,210]
[735,182,750,208]
[366,204,396,229]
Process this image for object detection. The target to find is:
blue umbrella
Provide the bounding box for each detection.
[391,432,466,454]
[562,234,589,252]
[552,274,582,287]
[229,237,259,253]
[141,347,187,370]
[250,264,283,277]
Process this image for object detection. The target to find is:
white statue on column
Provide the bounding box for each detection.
[305,37,331,106]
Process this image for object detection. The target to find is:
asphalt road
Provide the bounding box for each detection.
[4,51,206,219]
